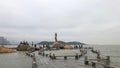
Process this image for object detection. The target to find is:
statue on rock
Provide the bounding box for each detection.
[52,33,63,49]
[55,33,58,42]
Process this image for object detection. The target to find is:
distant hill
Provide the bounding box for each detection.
[37,41,85,45]
[0,37,10,45]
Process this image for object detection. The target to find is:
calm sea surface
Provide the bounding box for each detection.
[89,45,120,67]
[0,45,120,68]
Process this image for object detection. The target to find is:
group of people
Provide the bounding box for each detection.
[19,41,29,45]
[74,45,83,49]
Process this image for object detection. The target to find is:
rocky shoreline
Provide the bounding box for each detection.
[0,46,16,53]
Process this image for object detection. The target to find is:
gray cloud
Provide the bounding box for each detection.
[0,0,120,44]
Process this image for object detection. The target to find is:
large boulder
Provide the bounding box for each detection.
[53,42,61,47]
[64,45,73,49]
[52,42,64,49]
[16,44,31,51]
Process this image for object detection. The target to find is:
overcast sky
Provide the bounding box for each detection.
[0,0,120,44]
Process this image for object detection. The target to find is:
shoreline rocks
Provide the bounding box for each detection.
[0,46,16,53]
[16,44,31,51]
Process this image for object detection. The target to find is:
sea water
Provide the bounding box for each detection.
[89,45,120,67]
[0,45,32,68]
[0,45,120,68]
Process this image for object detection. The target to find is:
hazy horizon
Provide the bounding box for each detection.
[0,0,120,45]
